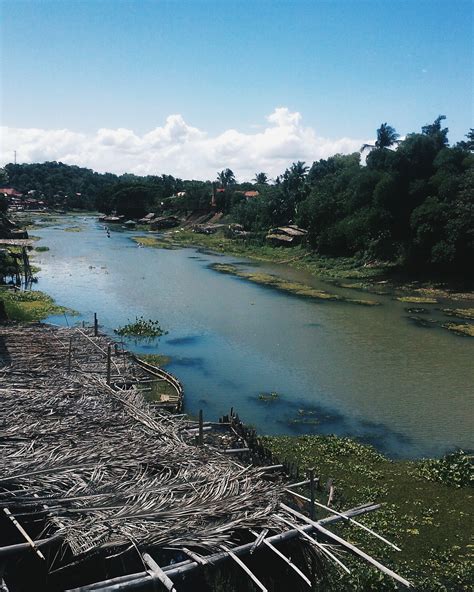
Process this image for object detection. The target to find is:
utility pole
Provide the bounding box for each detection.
[14,150,17,165]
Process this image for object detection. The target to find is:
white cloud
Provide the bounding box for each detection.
[0,108,366,181]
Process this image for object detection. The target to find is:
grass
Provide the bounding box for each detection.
[137,353,171,367]
[0,288,75,322]
[442,322,474,337]
[210,263,380,306]
[262,435,473,591]
[441,307,474,320]
[158,229,473,305]
[136,354,177,403]
[396,296,438,304]
[64,226,83,232]
[131,235,177,249]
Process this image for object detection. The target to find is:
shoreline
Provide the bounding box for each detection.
[154,227,474,304]
[1,224,472,588]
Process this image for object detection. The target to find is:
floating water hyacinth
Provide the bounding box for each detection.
[114,315,167,337]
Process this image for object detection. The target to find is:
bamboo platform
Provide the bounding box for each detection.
[0,322,412,591]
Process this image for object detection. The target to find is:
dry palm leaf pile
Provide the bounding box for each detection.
[0,322,411,591]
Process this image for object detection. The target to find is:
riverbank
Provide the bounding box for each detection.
[0,286,74,322]
[160,228,474,304]
[2,273,472,589]
[263,435,473,591]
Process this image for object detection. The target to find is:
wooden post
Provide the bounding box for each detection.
[308,467,316,520]
[106,344,112,386]
[198,409,203,446]
[67,337,72,374]
[114,343,119,355]
[94,313,98,336]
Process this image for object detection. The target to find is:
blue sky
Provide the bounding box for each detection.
[1,0,472,178]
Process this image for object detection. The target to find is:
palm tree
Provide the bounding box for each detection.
[361,123,400,152]
[253,172,268,185]
[217,169,236,188]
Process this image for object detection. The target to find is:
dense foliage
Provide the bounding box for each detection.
[3,118,473,274]
[232,119,474,273]
[418,450,473,488]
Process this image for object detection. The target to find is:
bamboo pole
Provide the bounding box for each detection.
[2,508,45,561]
[220,546,268,592]
[285,489,401,551]
[275,514,351,574]
[142,554,176,592]
[249,529,311,588]
[308,468,316,520]
[106,345,112,386]
[198,409,203,446]
[67,504,381,591]
[280,503,411,588]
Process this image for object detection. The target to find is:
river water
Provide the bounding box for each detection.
[33,215,473,459]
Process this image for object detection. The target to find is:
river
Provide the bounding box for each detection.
[32,214,474,459]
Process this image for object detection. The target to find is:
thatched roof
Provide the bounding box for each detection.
[0,323,411,591]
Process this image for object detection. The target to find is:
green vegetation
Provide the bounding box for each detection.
[64,226,83,232]
[0,288,73,321]
[210,262,380,306]
[4,161,119,210]
[396,295,438,304]
[262,435,473,591]
[6,118,472,285]
[131,235,177,249]
[442,322,474,337]
[34,245,50,252]
[114,316,167,337]
[137,353,171,367]
[258,391,280,401]
[418,451,473,488]
[442,307,474,320]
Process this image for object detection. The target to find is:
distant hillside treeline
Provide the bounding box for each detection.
[3,117,473,274]
[3,162,189,210]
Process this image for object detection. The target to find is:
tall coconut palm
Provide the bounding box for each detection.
[253,172,268,185]
[361,123,400,152]
[217,169,236,188]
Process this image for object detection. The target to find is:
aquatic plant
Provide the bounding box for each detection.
[34,246,50,252]
[114,316,167,337]
[441,308,474,321]
[396,296,438,304]
[258,391,280,401]
[210,263,380,306]
[442,322,474,337]
[418,451,473,488]
[131,236,177,249]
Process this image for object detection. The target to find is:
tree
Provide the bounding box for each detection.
[362,123,400,152]
[456,129,474,152]
[217,169,236,188]
[279,161,310,218]
[253,172,268,185]
[113,185,156,219]
[0,168,8,185]
[422,115,449,150]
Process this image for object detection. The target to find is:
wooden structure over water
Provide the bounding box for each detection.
[0,323,411,591]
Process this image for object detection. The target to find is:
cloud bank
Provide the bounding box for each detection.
[1,108,365,180]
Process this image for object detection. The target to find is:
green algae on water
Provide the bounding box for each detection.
[210,263,380,306]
